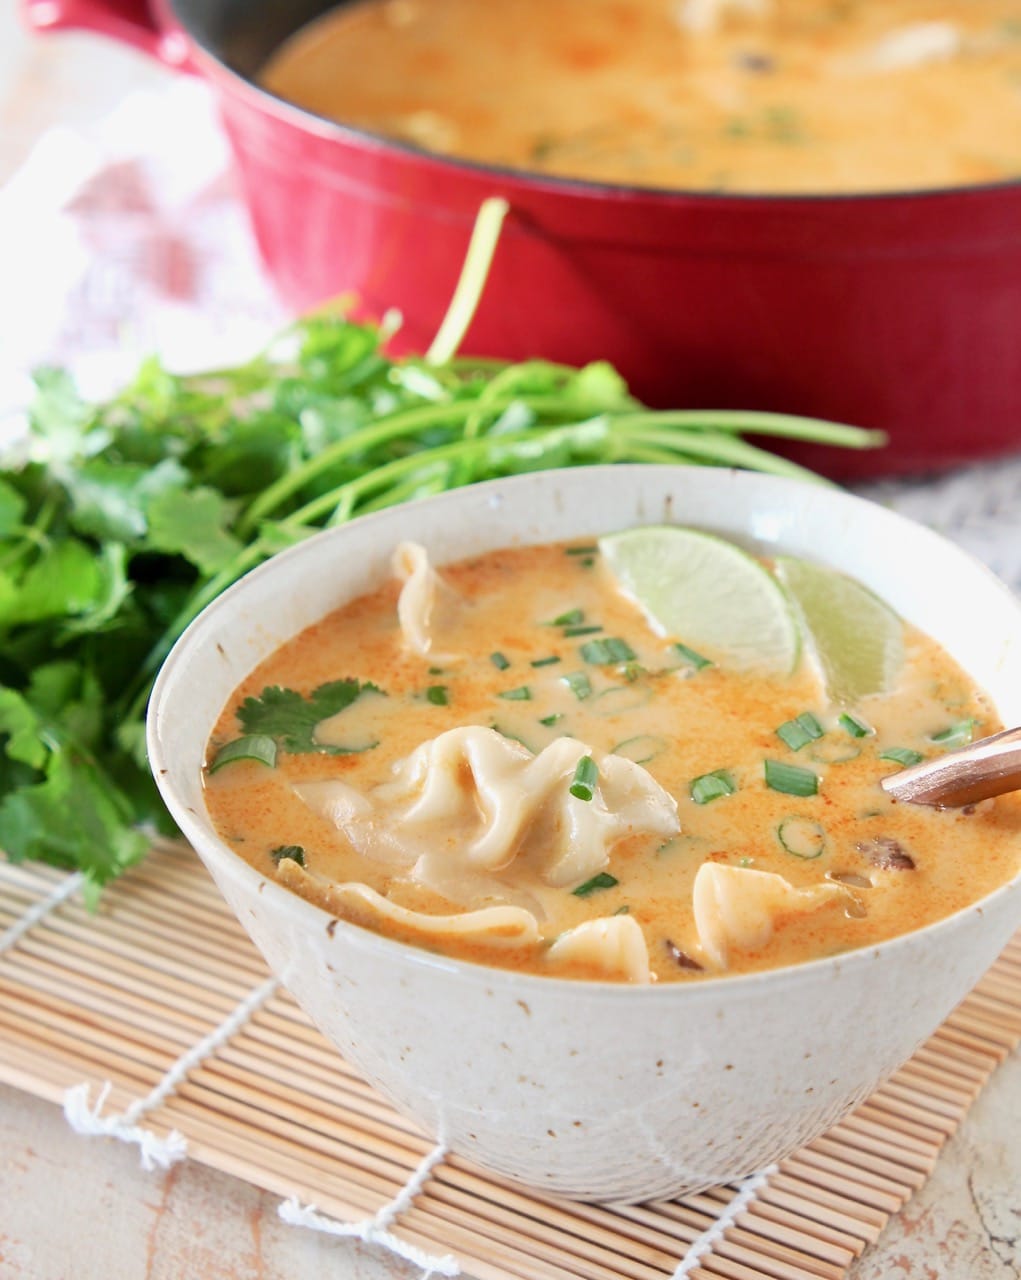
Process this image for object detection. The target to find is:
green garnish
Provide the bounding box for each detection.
[673,642,713,671]
[551,609,584,626]
[612,904,630,916]
[572,871,619,897]
[776,817,826,859]
[880,746,925,767]
[530,656,561,668]
[0,193,882,898]
[566,545,598,556]
[690,769,737,804]
[839,711,873,738]
[569,755,599,801]
[775,711,825,752]
[579,637,637,665]
[563,624,603,637]
[764,759,819,796]
[611,734,666,765]
[238,680,382,755]
[561,671,593,700]
[208,734,278,774]
[489,652,511,671]
[538,713,563,727]
[270,844,305,867]
[498,686,532,701]
[930,719,977,750]
[426,685,449,706]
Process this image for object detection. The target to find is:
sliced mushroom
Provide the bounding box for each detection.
[857,836,916,871]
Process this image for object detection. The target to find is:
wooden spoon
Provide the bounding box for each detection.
[880,725,1021,808]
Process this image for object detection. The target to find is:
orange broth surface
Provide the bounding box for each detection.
[204,540,1021,982]
[258,0,1021,194]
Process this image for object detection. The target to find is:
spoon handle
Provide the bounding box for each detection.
[880,725,1021,808]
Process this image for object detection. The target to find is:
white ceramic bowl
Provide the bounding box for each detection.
[147,466,1021,1202]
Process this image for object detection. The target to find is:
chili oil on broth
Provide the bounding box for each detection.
[203,540,1021,983]
[258,0,1021,194]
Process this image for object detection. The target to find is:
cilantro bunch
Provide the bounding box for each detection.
[0,313,882,901]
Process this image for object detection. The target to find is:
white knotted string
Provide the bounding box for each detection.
[0,870,84,958]
[670,1164,778,1279]
[279,1138,459,1278]
[64,972,281,1169]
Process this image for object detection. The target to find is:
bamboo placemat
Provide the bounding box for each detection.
[1,840,1019,1280]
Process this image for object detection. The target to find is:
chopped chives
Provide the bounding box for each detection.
[539,713,563,727]
[550,608,584,626]
[775,711,824,752]
[530,655,562,668]
[612,904,630,916]
[572,871,619,897]
[489,651,510,670]
[930,719,977,750]
[561,671,592,700]
[839,711,873,738]
[563,624,603,637]
[880,746,924,767]
[673,642,713,671]
[565,545,598,556]
[690,769,737,805]
[209,734,278,774]
[270,844,305,867]
[569,755,599,801]
[426,685,448,706]
[427,666,444,676]
[776,817,826,859]
[580,637,637,665]
[498,686,532,701]
[611,733,666,765]
[764,759,819,796]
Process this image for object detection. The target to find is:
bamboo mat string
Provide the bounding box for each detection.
[63,971,281,1170]
[0,870,82,956]
[279,1138,459,1279]
[670,1164,779,1279]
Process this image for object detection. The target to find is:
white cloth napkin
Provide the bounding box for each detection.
[0,75,1018,589]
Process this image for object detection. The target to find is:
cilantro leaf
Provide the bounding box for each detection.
[0,479,26,537]
[237,680,383,754]
[144,485,242,575]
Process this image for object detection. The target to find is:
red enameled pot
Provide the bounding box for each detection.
[22,0,1021,479]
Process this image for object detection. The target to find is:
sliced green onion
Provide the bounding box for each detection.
[530,655,561,668]
[489,651,511,671]
[590,684,654,717]
[565,545,598,556]
[611,734,667,765]
[673,642,713,671]
[775,711,824,752]
[764,759,819,796]
[426,685,449,706]
[880,746,924,767]
[572,871,619,897]
[563,624,603,637]
[562,671,592,700]
[569,755,599,801]
[209,734,278,774]
[539,713,563,727]
[551,608,584,626]
[809,739,861,765]
[580,637,637,665]
[270,844,305,867]
[612,904,630,916]
[777,816,826,859]
[498,686,532,701]
[930,719,977,750]
[839,711,873,738]
[690,769,737,805]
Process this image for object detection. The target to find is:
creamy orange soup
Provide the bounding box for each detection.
[204,535,1021,983]
[259,0,1021,194]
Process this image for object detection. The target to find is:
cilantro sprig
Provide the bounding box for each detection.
[0,297,881,896]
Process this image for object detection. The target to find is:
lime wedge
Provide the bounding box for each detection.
[775,556,904,704]
[598,526,800,675]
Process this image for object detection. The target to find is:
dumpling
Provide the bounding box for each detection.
[392,542,463,662]
[547,915,653,983]
[692,862,850,970]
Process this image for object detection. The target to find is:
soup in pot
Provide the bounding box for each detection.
[203,530,1021,983]
[259,0,1021,193]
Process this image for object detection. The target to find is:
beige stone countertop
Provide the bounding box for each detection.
[0,6,1019,1277]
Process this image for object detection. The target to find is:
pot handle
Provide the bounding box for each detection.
[21,0,192,68]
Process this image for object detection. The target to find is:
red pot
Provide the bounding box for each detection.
[23,0,1021,479]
